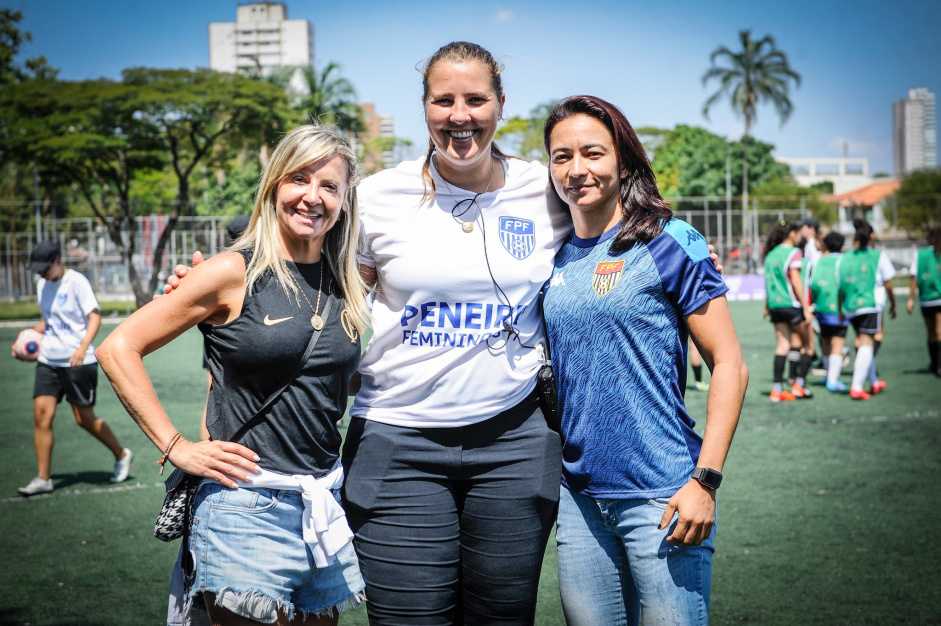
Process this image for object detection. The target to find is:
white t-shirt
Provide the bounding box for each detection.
[351,156,571,427]
[37,269,100,367]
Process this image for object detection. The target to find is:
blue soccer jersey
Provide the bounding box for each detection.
[543,219,728,499]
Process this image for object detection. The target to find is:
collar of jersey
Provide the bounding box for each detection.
[570,223,620,248]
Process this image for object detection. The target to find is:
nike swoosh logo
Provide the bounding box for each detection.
[263,315,293,326]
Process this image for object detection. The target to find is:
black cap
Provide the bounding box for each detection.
[27,241,61,273]
[226,215,250,243]
[799,217,820,230]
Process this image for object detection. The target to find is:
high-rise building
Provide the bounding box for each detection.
[208,2,313,75]
[354,103,397,173]
[893,87,937,176]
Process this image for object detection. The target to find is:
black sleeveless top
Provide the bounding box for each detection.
[199,250,361,476]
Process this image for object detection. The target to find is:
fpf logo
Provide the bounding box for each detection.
[499,217,535,260]
[592,260,624,297]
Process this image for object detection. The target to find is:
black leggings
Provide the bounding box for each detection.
[341,393,562,625]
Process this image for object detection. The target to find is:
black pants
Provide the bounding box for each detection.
[341,393,562,625]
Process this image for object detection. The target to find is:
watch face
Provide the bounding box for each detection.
[694,468,722,489]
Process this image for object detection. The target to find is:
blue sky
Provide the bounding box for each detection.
[11,0,941,175]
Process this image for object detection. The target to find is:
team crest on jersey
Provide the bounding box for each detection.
[499,217,535,260]
[592,260,624,296]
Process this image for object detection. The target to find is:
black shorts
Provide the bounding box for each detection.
[922,305,941,322]
[769,307,804,326]
[849,312,881,336]
[33,362,98,406]
[819,323,848,339]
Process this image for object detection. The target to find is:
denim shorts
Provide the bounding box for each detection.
[188,482,365,622]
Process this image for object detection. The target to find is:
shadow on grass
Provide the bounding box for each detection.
[49,470,126,490]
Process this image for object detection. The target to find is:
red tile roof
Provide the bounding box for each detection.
[823,179,901,207]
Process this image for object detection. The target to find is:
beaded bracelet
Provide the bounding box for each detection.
[157,431,183,475]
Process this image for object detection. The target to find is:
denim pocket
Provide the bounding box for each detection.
[213,487,279,513]
[646,497,671,509]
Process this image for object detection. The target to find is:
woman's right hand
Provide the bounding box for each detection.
[169,438,261,488]
[159,250,205,297]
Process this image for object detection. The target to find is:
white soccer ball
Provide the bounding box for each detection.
[13,329,43,361]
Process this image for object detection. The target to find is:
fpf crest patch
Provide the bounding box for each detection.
[592,260,624,296]
[499,217,535,260]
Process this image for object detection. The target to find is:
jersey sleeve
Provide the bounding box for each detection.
[877,251,896,284]
[354,218,376,268]
[650,220,729,316]
[76,275,100,317]
[788,249,804,272]
[910,250,919,276]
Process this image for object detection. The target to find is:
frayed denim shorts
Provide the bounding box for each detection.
[187,481,365,622]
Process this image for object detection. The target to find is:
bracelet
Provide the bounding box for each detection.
[157,432,183,476]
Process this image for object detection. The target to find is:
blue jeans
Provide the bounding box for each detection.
[557,486,715,626]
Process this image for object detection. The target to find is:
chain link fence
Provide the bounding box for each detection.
[0,197,928,302]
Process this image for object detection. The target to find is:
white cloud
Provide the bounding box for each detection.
[493,8,515,22]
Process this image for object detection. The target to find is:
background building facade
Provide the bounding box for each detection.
[894,87,938,176]
[208,2,313,75]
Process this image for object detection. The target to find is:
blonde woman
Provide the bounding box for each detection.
[97,125,368,625]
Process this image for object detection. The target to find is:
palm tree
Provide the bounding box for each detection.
[702,30,801,217]
[268,62,365,136]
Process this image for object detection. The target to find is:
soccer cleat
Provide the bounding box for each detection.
[870,381,886,395]
[791,383,813,399]
[110,448,133,484]
[18,477,53,496]
[825,380,848,393]
[770,389,797,402]
[694,381,710,392]
[849,388,871,401]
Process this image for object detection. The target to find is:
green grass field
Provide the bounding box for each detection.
[1,300,939,625]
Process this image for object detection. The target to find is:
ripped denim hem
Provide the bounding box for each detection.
[297,589,367,620]
[187,586,292,624]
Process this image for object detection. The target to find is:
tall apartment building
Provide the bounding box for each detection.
[893,87,937,176]
[354,103,397,173]
[208,2,313,75]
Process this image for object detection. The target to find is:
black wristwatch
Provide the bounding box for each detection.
[691,467,723,490]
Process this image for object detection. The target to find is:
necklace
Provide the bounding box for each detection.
[296,260,326,330]
[434,156,496,234]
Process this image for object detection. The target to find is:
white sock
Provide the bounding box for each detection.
[852,345,874,391]
[827,354,842,384]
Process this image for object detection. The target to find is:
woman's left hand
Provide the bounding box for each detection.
[659,479,716,546]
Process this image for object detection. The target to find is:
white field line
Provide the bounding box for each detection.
[0,480,163,505]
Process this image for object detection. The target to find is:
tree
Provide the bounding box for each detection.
[267,63,365,135]
[702,30,801,217]
[120,67,290,304]
[495,100,557,162]
[896,171,941,234]
[1,70,291,307]
[648,124,789,198]
[0,8,58,87]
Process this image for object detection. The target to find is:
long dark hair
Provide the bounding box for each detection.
[929,225,941,258]
[419,41,509,201]
[543,95,672,251]
[853,218,874,248]
[764,221,798,259]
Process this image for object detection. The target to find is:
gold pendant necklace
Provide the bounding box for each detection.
[297,259,326,330]
[435,155,496,234]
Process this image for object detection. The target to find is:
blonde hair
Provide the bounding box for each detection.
[231,125,369,333]
[419,41,509,202]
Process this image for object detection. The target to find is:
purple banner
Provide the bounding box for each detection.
[722,274,766,301]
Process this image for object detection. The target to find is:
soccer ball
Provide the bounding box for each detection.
[13,329,43,361]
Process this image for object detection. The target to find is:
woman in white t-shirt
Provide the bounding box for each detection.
[340,42,570,624]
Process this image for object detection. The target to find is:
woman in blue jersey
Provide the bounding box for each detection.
[541,95,748,626]
[906,225,941,377]
[97,126,368,625]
